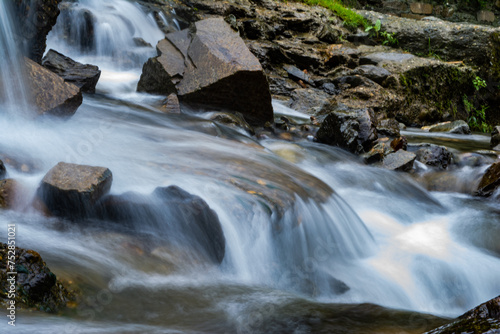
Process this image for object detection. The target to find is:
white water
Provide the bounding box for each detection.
[1,1,500,332]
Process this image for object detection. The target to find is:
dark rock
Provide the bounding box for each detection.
[0,179,19,209]
[138,18,273,125]
[0,243,75,312]
[382,150,416,171]
[410,144,453,169]
[0,160,5,179]
[423,120,471,134]
[321,82,339,95]
[315,24,342,44]
[36,162,113,218]
[42,49,101,93]
[288,88,330,115]
[332,75,379,89]
[491,126,500,149]
[133,37,153,48]
[476,162,500,197]
[25,57,82,117]
[267,75,301,96]
[377,118,401,137]
[241,19,274,40]
[317,105,378,154]
[284,64,316,87]
[351,65,391,85]
[324,46,361,69]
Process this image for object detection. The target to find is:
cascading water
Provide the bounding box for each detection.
[1,0,500,333]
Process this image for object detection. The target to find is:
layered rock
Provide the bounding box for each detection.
[138,18,273,125]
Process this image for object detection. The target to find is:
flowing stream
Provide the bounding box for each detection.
[1,1,500,333]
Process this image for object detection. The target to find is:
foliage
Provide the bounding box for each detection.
[365,19,398,46]
[296,0,369,29]
[473,76,487,91]
[463,94,491,133]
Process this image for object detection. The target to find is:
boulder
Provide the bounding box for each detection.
[25,57,82,117]
[42,49,101,93]
[382,150,416,172]
[410,144,453,169]
[422,120,471,134]
[316,105,378,154]
[0,243,75,312]
[0,179,19,209]
[377,118,401,137]
[138,18,273,125]
[491,126,500,149]
[93,186,225,264]
[36,162,112,218]
[425,295,500,334]
[476,161,500,197]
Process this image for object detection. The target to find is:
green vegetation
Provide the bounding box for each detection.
[365,19,398,46]
[295,0,368,29]
[473,75,487,91]
[463,76,492,132]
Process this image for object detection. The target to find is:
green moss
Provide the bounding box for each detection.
[290,0,368,28]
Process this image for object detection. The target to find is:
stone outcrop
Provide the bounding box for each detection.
[42,49,101,93]
[36,162,113,218]
[138,18,273,125]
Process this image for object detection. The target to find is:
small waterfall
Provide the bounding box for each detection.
[0,1,29,113]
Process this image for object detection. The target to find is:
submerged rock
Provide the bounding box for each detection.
[476,161,500,197]
[36,162,112,218]
[410,144,452,169]
[0,243,75,313]
[422,120,471,134]
[138,18,273,125]
[42,49,101,93]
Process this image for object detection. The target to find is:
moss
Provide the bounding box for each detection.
[431,318,500,334]
[290,0,368,28]
[489,32,500,80]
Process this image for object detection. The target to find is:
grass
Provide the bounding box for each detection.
[292,0,368,29]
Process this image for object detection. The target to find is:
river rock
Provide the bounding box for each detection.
[476,161,500,197]
[25,57,83,117]
[422,120,471,134]
[382,150,416,171]
[425,295,500,334]
[42,49,101,93]
[316,105,378,154]
[409,144,453,169]
[0,179,19,209]
[0,160,5,179]
[288,88,330,115]
[0,243,75,312]
[138,18,273,125]
[377,118,401,137]
[491,126,500,149]
[94,186,225,264]
[37,162,113,218]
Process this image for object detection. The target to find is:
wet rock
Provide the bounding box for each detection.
[456,153,494,167]
[425,295,500,334]
[0,243,75,312]
[138,18,273,125]
[160,93,181,114]
[37,162,113,218]
[0,179,19,209]
[324,46,361,69]
[133,37,153,48]
[332,75,379,90]
[317,105,378,154]
[288,88,330,116]
[267,75,301,96]
[422,120,471,134]
[377,118,401,137]
[476,162,500,197]
[491,126,500,149]
[24,57,83,117]
[382,150,416,172]
[94,186,225,264]
[410,144,453,169]
[350,65,391,85]
[42,49,101,93]
[284,64,316,87]
[360,52,415,65]
[0,160,5,179]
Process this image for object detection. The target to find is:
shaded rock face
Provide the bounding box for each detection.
[0,160,5,179]
[13,0,62,63]
[25,57,83,116]
[0,243,74,312]
[138,18,273,125]
[36,162,113,218]
[316,105,378,154]
[410,144,453,169]
[42,49,101,93]
[476,161,500,197]
[93,186,225,264]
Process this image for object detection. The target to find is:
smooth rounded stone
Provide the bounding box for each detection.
[0,243,75,312]
[382,150,416,172]
[409,144,452,169]
[422,120,471,134]
[138,18,273,125]
[476,161,500,197]
[42,49,101,93]
[37,162,112,218]
[350,65,391,85]
[0,179,19,209]
[377,118,401,137]
[425,295,500,334]
[24,57,83,117]
[316,105,378,154]
[491,126,500,148]
[0,160,5,179]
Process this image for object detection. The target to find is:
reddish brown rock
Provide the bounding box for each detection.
[476,162,500,197]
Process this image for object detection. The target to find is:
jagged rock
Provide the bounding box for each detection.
[422,120,471,134]
[160,93,181,114]
[284,64,316,87]
[0,179,19,209]
[0,243,75,313]
[0,160,5,179]
[410,144,453,169]
[36,162,112,218]
[138,18,273,125]
[24,57,82,116]
[491,126,500,149]
[42,49,101,93]
[288,88,330,115]
[133,37,152,48]
[93,186,225,264]
[425,295,500,334]
[317,105,378,154]
[476,161,500,197]
[350,65,392,85]
[390,136,408,151]
[377,118,401,137]
[382,150,416,171]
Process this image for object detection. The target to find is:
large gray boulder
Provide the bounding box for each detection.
[137,18,273,125]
